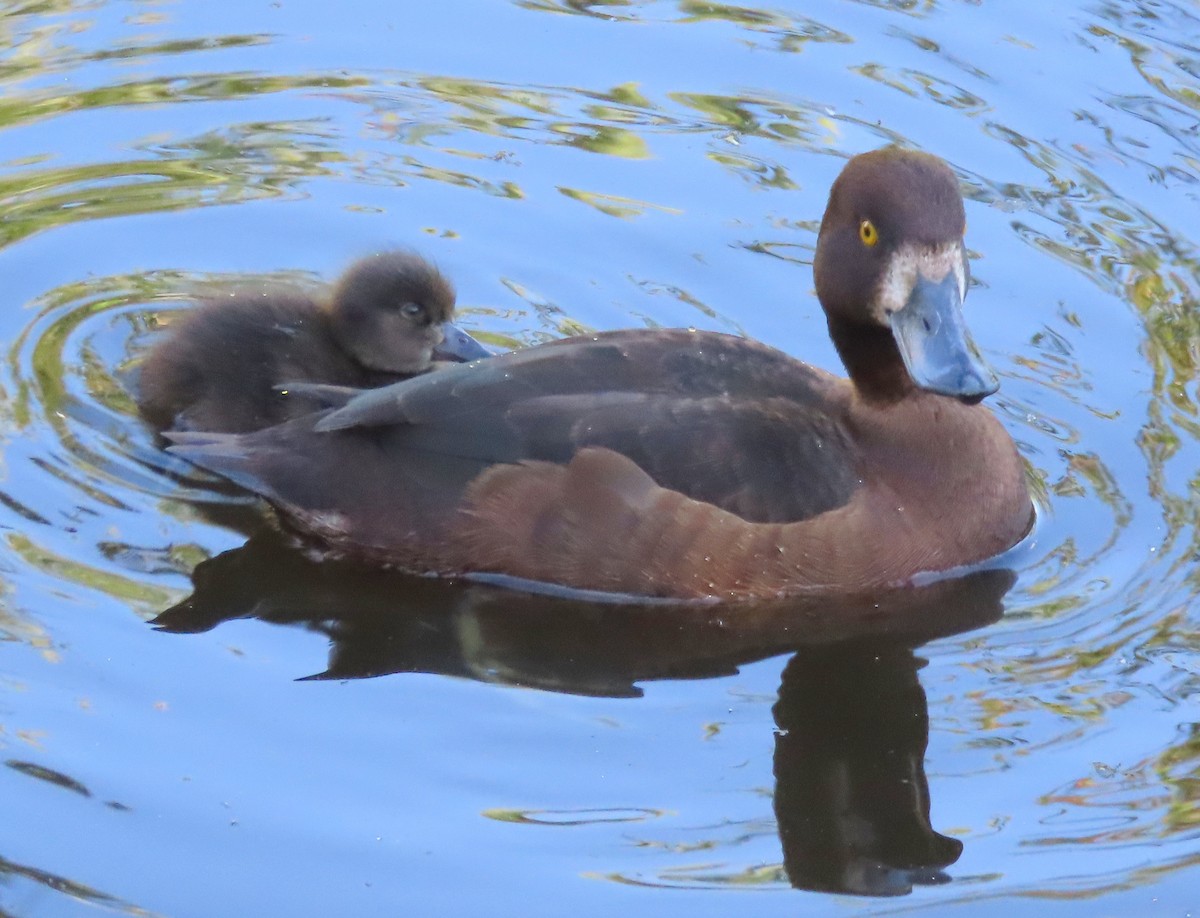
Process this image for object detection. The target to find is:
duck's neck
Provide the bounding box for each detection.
[826,316,916,404]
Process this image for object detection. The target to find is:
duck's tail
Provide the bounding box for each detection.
[164,429,280,500]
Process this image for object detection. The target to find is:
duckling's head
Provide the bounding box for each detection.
[813,148,997,403]
[329,251,484,374]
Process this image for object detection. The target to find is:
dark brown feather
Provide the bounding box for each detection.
[308,329,863,522]
[138,251,462,433]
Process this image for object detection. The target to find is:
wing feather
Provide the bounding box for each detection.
[176,330,864,530]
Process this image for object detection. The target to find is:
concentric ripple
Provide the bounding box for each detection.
[2,0,1200,912]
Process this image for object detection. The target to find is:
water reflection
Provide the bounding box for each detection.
[0,69,369,247]
[774,644,960,896]
[155,531,1013,893]
[0,852,155,918]
[513,0,857,48]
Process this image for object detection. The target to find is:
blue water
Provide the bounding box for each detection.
[2,0,1200,914]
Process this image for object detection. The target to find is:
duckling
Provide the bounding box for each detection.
[168,150,1034,600]
[138,251,489,433]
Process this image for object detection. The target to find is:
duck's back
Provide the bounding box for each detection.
[169,330,867,577]
[139,292,394,433]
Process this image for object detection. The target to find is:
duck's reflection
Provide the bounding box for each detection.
[774,643,962,896]
[154,532,1013,895]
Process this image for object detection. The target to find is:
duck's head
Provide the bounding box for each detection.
[329,251,489,373]
[813,148,997,404]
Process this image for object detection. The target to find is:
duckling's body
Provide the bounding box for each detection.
[139,252,488,433]
[169,150,1034,600]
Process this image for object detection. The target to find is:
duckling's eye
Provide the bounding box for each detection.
[859,219,879,248]
[400,302,426,319]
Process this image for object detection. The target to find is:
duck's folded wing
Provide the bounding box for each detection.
[311,337,861,523]
[313,329,840,432]
[506,392,861,523]
[273,382,362,408]
[178,331,864,526]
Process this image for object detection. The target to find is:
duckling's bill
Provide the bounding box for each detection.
[433,321,491,362]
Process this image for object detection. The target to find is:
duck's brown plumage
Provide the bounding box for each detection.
[138,251,487,433]
[168,149,1034,600]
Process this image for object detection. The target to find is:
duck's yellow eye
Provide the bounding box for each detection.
[859,219,879,247]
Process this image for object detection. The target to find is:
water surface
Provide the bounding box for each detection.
[2,0,1200,915]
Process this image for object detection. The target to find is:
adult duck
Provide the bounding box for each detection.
[139,250,490,433]
[169,149,1034,600]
